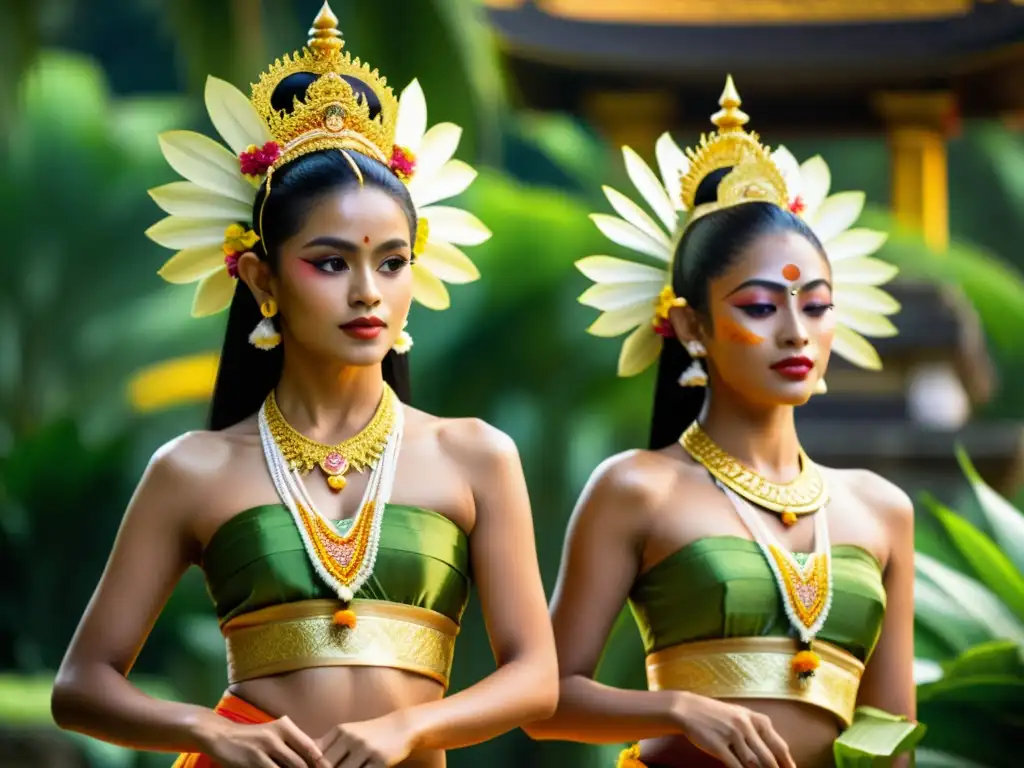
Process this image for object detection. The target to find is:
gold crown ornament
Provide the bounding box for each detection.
[576,75,900,377]
[146,2,490,318]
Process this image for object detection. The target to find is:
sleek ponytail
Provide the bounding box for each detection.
[647,169,825,449]
[207,74,415,430]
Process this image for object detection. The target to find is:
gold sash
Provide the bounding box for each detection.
[222,598,459,688]
[645,637,864,726]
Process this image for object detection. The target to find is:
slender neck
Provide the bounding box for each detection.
[272,347,386,444]
[696,379,803,484]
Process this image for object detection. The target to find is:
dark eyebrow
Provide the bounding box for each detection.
[725,277,833,297]
[302,236,410,254]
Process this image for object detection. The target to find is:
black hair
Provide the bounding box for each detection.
[208,74,415,431]
[648,168,827,450]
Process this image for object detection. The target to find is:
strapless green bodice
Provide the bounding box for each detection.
[202,504,471,625]
[629,536,885,662]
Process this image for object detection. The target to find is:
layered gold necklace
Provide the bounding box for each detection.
[679,421,828,526]
[263,385,396,492]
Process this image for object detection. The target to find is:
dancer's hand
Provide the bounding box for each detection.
[318,711,417,767]
[202,716,328,768]
[672,693,796,768]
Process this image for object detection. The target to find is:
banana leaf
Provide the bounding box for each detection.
[920,495,1024,623]
[955,447,1024,574]
[833,706,926,768]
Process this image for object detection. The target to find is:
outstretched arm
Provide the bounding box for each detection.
[52,435,325,767]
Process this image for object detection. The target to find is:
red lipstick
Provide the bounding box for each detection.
[340,316,386,340]
[770,355,814,380]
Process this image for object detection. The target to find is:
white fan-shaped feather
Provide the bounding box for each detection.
[812,191,865,242]
[149,182,252,220]
[603,186,671,250]
[419,206,491,246]
[146,216,237,250]
[576,255,667,284]
[394,79,427,153]
[157,244,226,284]
[623,146,677,233]
[590,214,671,262]
[587,304,653,337]
[618,323,661,377]
[408,160,476,208]
[411,262,451,310]
[655,133,688,214]
[417,241,480,284]
[798,156,831,220]
[204,76,272,156]
[416,123,462,181]
[579,281,664,311]
[158,131,256,203]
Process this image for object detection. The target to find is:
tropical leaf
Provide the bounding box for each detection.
[955,446,1024,574]
[921,494,1024,623]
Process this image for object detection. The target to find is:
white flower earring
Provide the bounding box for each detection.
[392,319,413,355]
[249,298,281,351]
[813,377,828,395]
[679,340,708,387]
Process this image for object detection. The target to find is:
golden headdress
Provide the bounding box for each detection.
[577,75,900,377]
[146,2,489,317]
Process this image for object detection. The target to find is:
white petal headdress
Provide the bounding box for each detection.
[578,76,899,377]
[146,2,489,317]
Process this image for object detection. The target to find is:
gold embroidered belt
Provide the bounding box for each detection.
[645,637,864,726]
[222,599,459,689]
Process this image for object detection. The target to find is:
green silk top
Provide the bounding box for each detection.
[201,504,471,625]
[629,536,886,662]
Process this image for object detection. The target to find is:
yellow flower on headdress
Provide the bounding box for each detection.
[577,79,899,376]
[145,6,489,318]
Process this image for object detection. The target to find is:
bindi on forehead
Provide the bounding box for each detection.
[363,235,370,244]
[782,264,801,281]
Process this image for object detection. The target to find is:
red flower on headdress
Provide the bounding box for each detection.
[789,196,806,215]
[240,141,281,177]
[653,318,676,338]
[389,145,416,181]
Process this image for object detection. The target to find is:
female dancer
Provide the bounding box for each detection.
[52,6,556,767]
[526,78,923,767]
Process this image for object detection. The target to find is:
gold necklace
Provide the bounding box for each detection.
[679,421,828,525]
[263,385,396,492]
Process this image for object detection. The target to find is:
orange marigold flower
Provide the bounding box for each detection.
[333,609,357,629]
[792,649,820,677]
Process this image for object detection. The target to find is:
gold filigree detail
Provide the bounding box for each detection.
[250,3,398,170]
[646,637,863,726]
[680,76,788,216]
[263,385,395,483]
[679,421,828,516]
[223,599,459,688]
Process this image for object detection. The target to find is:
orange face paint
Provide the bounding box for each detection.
[719,316,765,346]
[782,264,801,281]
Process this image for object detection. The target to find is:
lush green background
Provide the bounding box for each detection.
[1,1,1023,767]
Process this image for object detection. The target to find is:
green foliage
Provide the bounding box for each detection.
[912,452,1024,767]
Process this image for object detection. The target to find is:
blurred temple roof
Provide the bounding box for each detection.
[483,0,1024,134]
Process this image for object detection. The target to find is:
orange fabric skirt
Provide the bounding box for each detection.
[172,693,274,767]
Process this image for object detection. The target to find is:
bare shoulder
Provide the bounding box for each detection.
[828,467,914,528]
[405,406,519,469]
[144,428,251,505]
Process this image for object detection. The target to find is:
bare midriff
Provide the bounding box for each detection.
[231,665,447,767]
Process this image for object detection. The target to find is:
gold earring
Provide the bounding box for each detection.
[250,297,281,350]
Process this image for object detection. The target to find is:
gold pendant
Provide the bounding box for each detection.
[264,386,396,492]
[679,422,828,518]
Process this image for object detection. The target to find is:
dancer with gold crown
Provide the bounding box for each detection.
[525,78,924,767]
[51,5,556,766]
